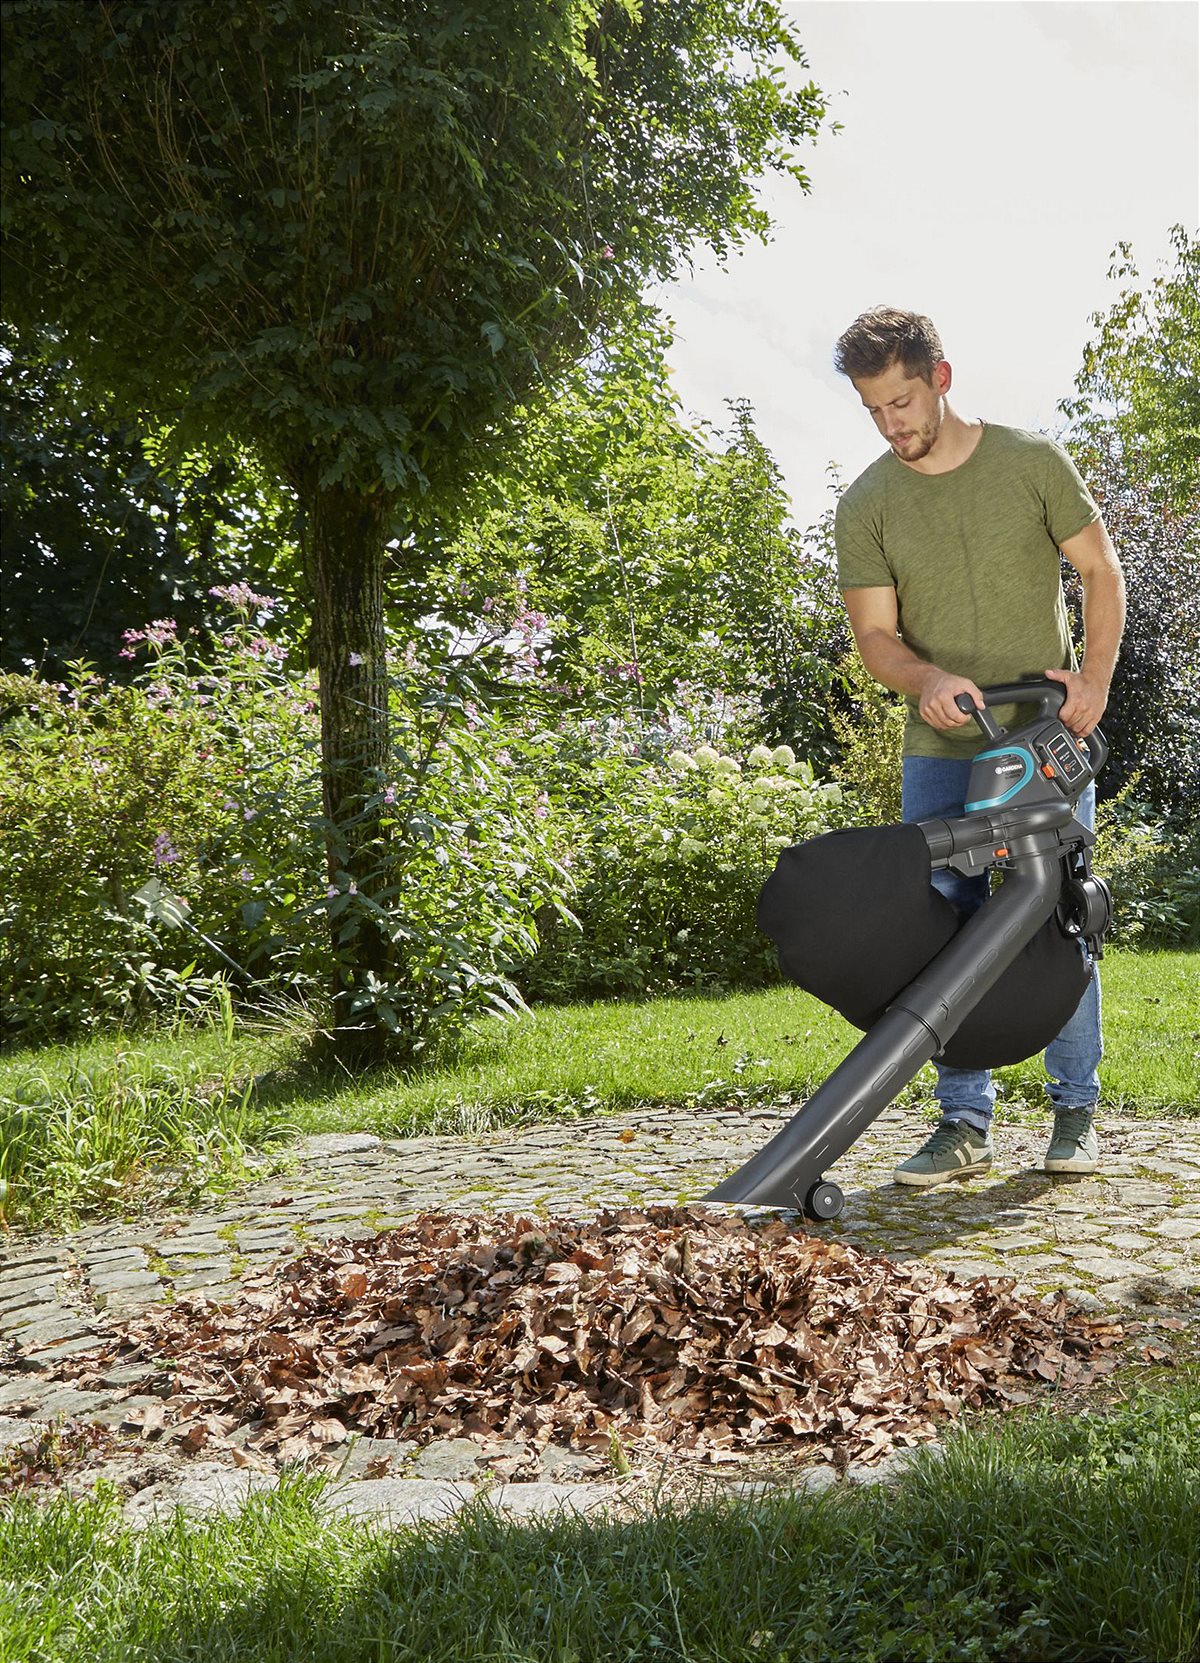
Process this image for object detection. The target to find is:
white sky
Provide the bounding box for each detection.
[651,0,1200,531]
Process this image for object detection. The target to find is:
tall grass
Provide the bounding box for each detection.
[0,1059,259,1232]
[0,992,286,1231]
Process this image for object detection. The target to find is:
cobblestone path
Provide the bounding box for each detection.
[2,1104,1197,1522]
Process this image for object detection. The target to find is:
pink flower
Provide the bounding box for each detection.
[210,582,276,613]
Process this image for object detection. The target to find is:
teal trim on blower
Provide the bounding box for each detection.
[965,747,1035,812]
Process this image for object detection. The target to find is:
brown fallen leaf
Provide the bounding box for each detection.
[29,1206,1127,1471]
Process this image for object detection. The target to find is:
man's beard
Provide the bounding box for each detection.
[890,410,941,461]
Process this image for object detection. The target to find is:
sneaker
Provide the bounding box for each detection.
[1044,1109,1099,1174]
[894,1120,993,1187]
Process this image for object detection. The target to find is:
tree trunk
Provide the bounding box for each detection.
[307,478,392,1064]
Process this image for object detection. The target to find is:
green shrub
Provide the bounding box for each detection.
[0,602,318,1040]
[828,652,905,826]
[521,736,843,1002]
[0,598,568,1054]
[319,644,572,1059]
[1096,788,1200,947]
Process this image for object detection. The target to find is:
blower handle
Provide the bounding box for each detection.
[954,676,1067,732]
[954,679,1108,775]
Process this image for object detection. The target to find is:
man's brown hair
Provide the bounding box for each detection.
[834,308,944,383]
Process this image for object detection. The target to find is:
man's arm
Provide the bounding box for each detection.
[1045,519,1126,737]
[841,586,984,733]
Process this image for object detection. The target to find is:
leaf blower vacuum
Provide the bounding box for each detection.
[706,679,1113,1221]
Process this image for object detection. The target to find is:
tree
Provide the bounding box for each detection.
[1058,226,1200,822]
[1063,436,1200,822]
[1060,225,1199,514]
[0,325,297,677]
[425,307,850,759]
[1,0,831,1057]
[423,301,714,711]
[689,405,850,761]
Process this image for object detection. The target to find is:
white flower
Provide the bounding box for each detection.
[706,786,726,806]
[693,745,719,766]
[772,744,796,767]
[713,755,741,775]
[667,750,698,774]
[678,836,704,857]
[820,783,843,803]
[747,745,774,769]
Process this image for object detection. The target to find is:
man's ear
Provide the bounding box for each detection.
[934,359,953,394]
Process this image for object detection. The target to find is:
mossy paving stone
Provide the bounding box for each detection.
[0,1105,1196,1510]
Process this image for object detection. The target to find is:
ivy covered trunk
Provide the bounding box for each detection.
[307,478,392,1063]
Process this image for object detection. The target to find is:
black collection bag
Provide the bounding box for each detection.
[757,823,1091,1070]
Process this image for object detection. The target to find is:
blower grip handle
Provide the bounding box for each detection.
[953,692,1003,741]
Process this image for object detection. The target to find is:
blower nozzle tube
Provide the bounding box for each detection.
[704,843,1064,1210]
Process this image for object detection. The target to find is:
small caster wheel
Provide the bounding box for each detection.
[804,1180,844,1221]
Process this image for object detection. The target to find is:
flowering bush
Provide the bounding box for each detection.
[2,573,853,1045]
[520,737,845,1003]
[0,590,319,1040]
[0,599,568,1051]
[316,629,571,1060]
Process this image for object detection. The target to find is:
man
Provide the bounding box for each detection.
[833,306,1126,1187]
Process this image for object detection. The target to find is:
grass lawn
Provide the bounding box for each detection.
[1,950,1196,1230]
[2,1380,1196,1663]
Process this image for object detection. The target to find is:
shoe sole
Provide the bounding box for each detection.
[1044,1155,1098,1174]
[893,1158,992,1188]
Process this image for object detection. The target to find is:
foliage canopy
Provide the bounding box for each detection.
[0,324,297,676]
[1,0,830,496]
[1058,226,1200,825]
[1,0,831,1056]
[1060,224,1199,514]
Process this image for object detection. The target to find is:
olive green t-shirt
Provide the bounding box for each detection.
[834,424,1100,758]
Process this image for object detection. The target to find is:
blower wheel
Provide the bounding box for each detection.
[804,1181,845,1221]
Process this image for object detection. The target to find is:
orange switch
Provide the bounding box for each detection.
[1042,763,1056,777]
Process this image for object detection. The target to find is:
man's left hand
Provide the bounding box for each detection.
[1044,667,1108,737]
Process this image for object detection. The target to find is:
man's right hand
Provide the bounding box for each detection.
[918,669,986,732]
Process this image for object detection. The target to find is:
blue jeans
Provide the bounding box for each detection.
[901,756,1102,1132]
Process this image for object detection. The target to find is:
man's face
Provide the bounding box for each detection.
[852,360,950,464]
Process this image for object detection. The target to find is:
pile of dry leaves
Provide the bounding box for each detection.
[56,1207,1123,1468]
